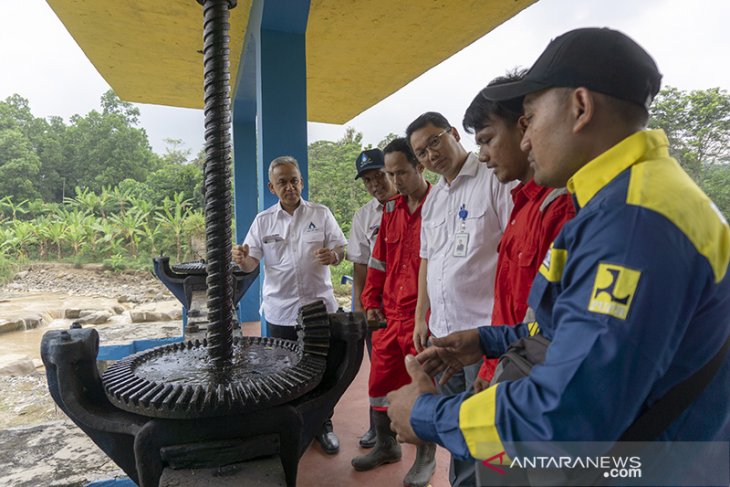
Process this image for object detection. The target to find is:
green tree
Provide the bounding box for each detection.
[649,86,730,217]
[649,86,730,179]
[377,133,399,150]
[162,138,192,165]
[0,128,41,201]
[142,163,203,210]
[308,127,369,236]
[62,90,161,192]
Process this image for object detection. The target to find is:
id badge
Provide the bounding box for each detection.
[453,232,469,257]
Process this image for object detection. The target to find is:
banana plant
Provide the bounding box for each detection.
[154,192,191,262]
[109,206,149,258]
[42,220,69,260]
[9,220,37,259]
[55,208,92,257]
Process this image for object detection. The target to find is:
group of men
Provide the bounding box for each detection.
[234,27,730,487]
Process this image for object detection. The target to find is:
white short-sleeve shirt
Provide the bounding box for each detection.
[347,198,384,265]
[244,199,347,326]
[419,153,516,337]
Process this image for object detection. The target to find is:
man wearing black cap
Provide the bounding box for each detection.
[387,27,730,479]
[347,147,396,448]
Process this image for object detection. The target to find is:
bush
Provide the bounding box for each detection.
[102,254,127,272]
[0,254,16,284]
[330,260,354,300]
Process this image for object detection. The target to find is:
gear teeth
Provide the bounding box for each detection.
[102,322,330,419]
[298,300,331,358]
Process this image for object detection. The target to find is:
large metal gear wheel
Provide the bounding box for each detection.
[102,300,331,419]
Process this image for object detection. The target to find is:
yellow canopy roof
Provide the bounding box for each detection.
[47,0,535,124]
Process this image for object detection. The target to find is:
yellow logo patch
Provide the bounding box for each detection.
[588,263,641,320]
[539,244,567,283]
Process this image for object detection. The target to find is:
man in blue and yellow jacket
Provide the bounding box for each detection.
[387,27,730,479]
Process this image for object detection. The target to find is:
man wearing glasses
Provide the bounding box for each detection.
[406,112,514,486]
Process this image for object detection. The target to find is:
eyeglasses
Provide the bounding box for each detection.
[414,128,451,161]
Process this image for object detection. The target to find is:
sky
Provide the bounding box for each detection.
[1,0,729,156]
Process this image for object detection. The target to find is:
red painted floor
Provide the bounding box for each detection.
[242,322,451,487]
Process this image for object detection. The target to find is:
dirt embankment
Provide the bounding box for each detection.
[1,262,169,302]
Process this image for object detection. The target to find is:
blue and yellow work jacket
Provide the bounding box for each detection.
[411,130,730,461]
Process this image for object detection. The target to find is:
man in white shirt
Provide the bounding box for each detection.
[232,155,347,454]
[347,148,396,449]
[407,112,513,487]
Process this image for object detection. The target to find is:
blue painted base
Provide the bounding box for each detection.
[87,477,137,487]
[97,336,183,361]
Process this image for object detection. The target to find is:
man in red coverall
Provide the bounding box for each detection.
[353,137,435,487]
[462,71,576,390]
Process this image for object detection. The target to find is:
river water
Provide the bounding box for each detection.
[0,292,181,361]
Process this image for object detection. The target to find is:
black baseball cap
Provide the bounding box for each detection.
[354,149,385,179]
[481,28,662,110]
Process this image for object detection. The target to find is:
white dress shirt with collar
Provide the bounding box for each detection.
[347,197,384,265]
[419,152,516,337]
[244,199,347,326]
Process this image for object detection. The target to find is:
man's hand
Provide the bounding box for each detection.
[232,244,249,267]
[413,316,429,353]
[387,355,436,444]
[314,247,336,265]
[416,329,482,384]
[473,376,490,393]
[366,308,386,323]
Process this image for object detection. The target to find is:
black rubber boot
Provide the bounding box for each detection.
[351,410,402,471]
[359,408,376,448]
[315,418,340,455]
[403,442,436,487]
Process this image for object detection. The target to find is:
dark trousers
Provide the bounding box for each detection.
[267,323,298,341]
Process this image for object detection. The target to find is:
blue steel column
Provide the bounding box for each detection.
[257,27,309,201]
[232,0,311,332]
[232,122,260,322]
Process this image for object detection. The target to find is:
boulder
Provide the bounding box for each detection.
[64,309,81,319]
[130,311,170,323]
[76,311,111,325]
[166,308,183,320]
[0,319,23,334]
[0,354,37,376]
